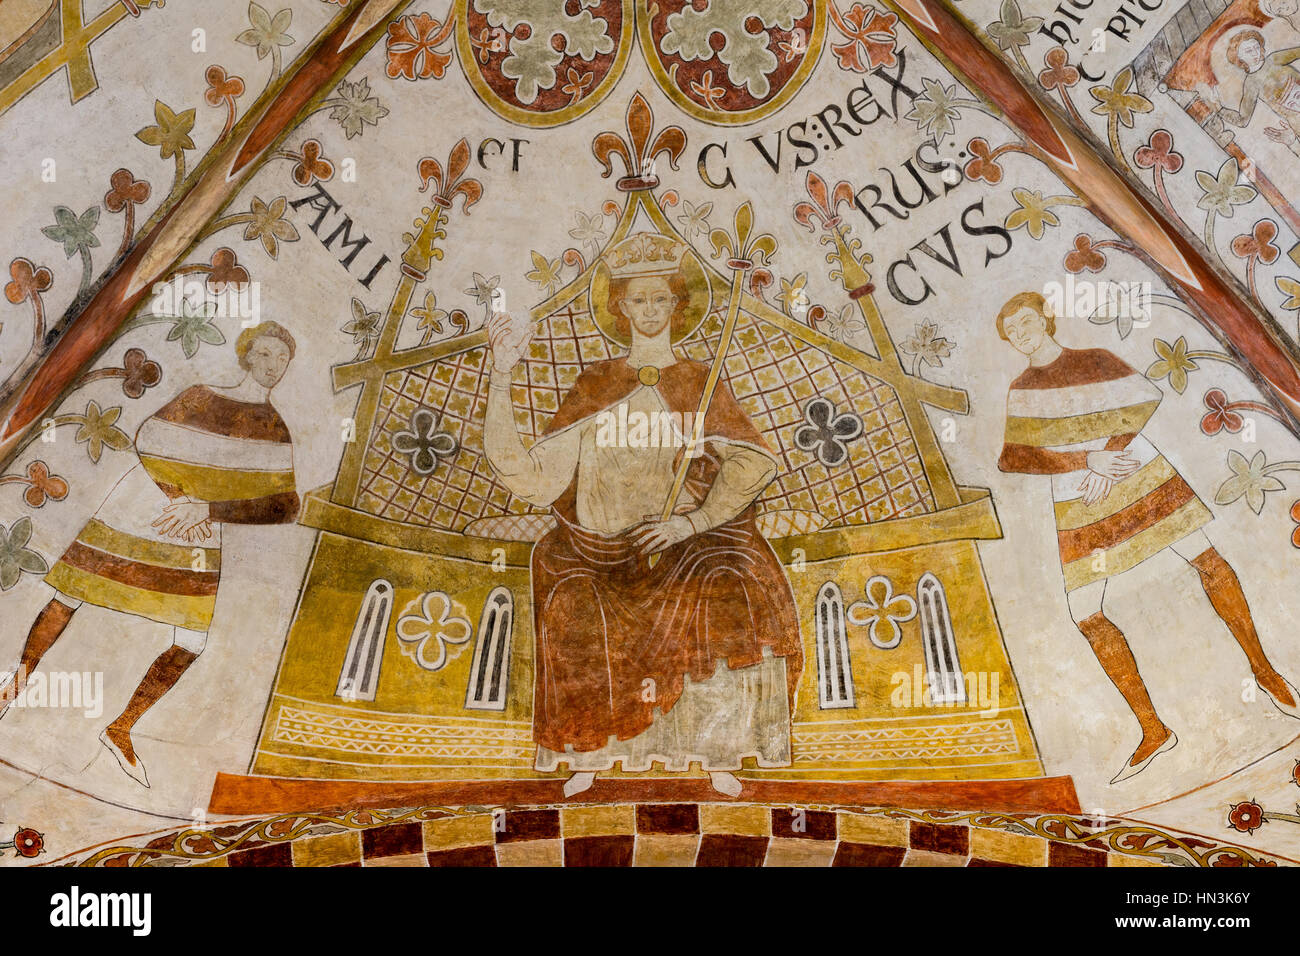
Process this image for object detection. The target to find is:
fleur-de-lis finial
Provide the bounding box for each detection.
[794,170,856,232]
[794,170,872,294]
[416,138,483,213]
[592,92,687,191]
[404,139,485,277]
[709,201,777,271]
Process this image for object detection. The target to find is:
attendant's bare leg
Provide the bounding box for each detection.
[101,626,204,785]
[1171,532,1297,711]
[1069,581,1173,775]
[0,593,81,716]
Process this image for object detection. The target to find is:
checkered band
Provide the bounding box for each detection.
[355,303,935,531]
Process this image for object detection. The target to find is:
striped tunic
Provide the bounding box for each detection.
[998,348,1212,591]
[45,386,298,630]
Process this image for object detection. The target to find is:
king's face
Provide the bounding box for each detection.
[622,276,676,338]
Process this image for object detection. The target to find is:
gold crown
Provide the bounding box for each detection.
[605,234,685,281]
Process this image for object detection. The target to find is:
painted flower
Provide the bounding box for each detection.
[329,77,389,139]
[203,65,245,106]
[463,272,502,313]
[243,196,299,259]
[1292,758,1300,786]
[777,273,810,317]
[525,251,562,296]
[1196,158,1256,218]
[1278,276,1300,312]
[1216,450,1282,515]
[1200,388,1243,436]
[1230,219,1280,264]
[206,247,249,293]
[562,67,594,105]
[794,397,863,467]
[18,460,68,508]
[1088,67,1152,128]
[831,3,899,73]
[119,347,163,400]
[1064,233,1106,273]
[74,401,132,463]
[237,3,295,61]
[1290,501,1300,549]
[4,257,53,304]
[470,26,509,64]
[1038,47,1079,91]
[103,168,151,214]
[568,211,607,250]
[135,100,196,160]
[1133,129,1183,173]
[289,139,334,186]
[905,78,964,141]
[964,138,1003,184]
[676,199,712,238]
[164,299,225,359]
[12,828,44,858]
[1226,800,1265,834]
[341,297,381,358]
[42,205,100,258]
[410,291,451,340]
[392,408,458,475]
[821,303,868,344]
[689,69,726,111]
[0,517,48,590]
[1005,188,1059,240]
[385,12,451,81]
[986,0,1043,57]
[1146,336,1197,393]
[901,319,953,369]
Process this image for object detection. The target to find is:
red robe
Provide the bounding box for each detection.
[529,357,803,754]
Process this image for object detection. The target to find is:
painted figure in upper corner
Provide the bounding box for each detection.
[0,322,300,788]
[1217,28,1300,155]
[994,292,1299,784]
[482,233,802,798]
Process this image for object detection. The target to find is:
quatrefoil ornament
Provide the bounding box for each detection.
[392,408,458,476]
[846,575,916,650]
[793,397,863,467]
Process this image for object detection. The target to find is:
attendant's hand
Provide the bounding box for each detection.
[630,514,695,556]
[180,519,214,543]
[1077,470,1114,507]
[486,310,533,374]
[1086,449,1139,480]
[153,500,211,541]
[1265,124,1297,146]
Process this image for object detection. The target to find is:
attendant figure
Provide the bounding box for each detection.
[0,322,300,787]
[994,292,1298,784]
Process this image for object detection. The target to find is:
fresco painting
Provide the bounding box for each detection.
[0,0,1299,877]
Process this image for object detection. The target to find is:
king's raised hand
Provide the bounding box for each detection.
[487,310,533,374]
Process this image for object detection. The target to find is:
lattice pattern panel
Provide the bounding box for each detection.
[356,303,935,530]
[682,312,935,525]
